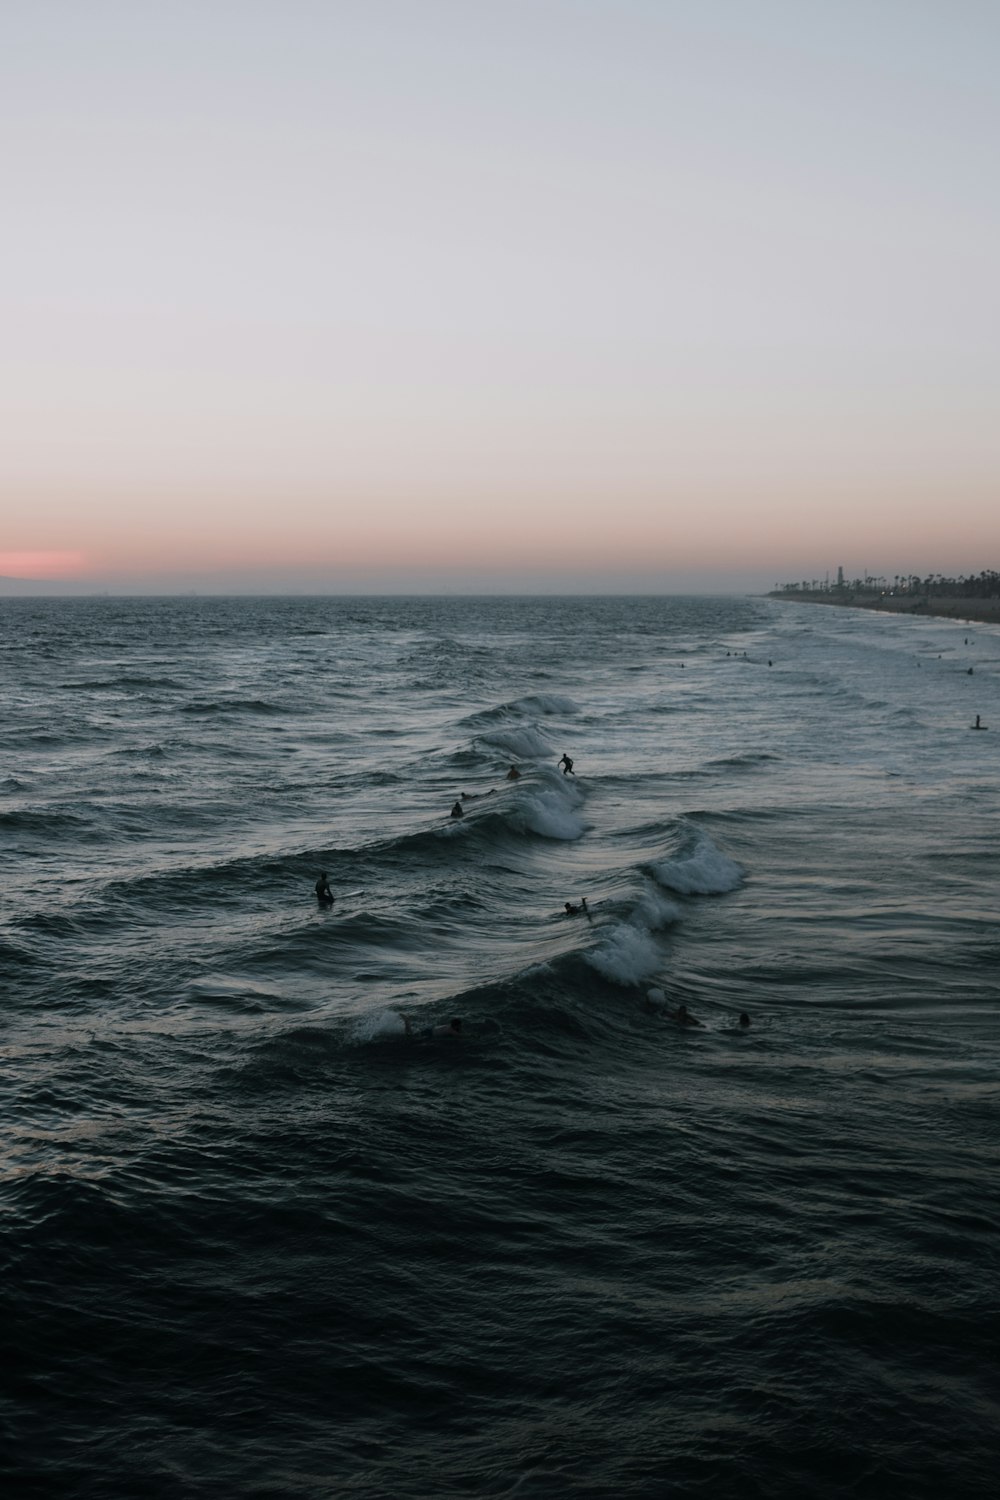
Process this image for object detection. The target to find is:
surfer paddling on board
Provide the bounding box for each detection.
[642,991,700,1024]
[506,764,521,780]
[450,800,465,818]
[564,899,592,922]
[315,873,334,905]
[558,753,575,775]
[402,1016,464,1040]
[670,1003,702,1027]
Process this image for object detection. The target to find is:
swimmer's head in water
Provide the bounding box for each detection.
[450,1018,462,1032]
[739,1012,751,1028]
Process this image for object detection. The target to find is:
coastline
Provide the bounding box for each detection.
[768,590,1000,627]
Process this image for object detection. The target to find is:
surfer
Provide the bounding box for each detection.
[450,800,464,818]
[558,753,574,775]
[738,1012,751,1029]
[506,764,521,780]
[669,1003,702,1028]
[564,898,589,916]
[973,715,987,730]
[315,873,334,905]
[402,1016,464,1040]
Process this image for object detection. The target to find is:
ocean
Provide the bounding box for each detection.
[2,593,997,1499]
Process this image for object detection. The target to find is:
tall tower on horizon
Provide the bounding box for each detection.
[837,566,844,587]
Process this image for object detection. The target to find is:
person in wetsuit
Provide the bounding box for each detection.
[315,873,334,904]
[402,1016,464,1040]
[669,1002,702,1028]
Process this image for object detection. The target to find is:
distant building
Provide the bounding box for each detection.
[837,566,844,587]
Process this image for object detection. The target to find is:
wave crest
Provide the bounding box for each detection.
[651,832,744,895]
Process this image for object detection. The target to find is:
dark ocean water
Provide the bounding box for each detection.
[2,594,998,1499]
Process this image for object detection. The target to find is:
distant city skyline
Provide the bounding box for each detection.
[3,2,998,595]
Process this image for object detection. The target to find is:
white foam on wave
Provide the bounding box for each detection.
[631,887,682,929]
[350,1008,407,1043]
[511,770,586,841]
[652,832,743,895]
[586,920,664,986]
[585,882,679,986]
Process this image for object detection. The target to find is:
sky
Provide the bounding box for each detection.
[2,0,998,594]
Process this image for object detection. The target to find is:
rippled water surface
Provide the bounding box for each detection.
[2,594,998,1498]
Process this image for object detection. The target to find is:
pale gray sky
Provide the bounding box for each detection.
[3,1,998,592]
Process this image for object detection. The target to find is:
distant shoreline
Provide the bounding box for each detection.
[768,591,1000,627]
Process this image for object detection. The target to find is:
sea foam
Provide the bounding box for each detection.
[585,883,679,986]
[510,770,586,841]
[350,1009,408,1043]
[651,832,743,895]
[586,920,664,986]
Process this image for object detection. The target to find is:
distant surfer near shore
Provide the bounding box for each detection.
[559,753,575,775]
[506,764,521,780]
[738,1012,751,1029]
[450,800,464,818]
[315,873,334,905]
[564,898,589,917]
[972,715,987,730]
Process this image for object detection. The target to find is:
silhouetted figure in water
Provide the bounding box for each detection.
[403,1016,464,1040]
[559,753,574,775]
[738,1012,752,1029]
[450,800,464,818]
[968,667,974,675]
[973,715,987,730]
[315,873,334,905]
[564,898,589,916]
[669,1002,703,1028]
[506,765,521,780]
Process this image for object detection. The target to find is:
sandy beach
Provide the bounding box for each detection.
[769,591,1000,626]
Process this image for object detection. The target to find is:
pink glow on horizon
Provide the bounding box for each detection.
[0,551,87,579]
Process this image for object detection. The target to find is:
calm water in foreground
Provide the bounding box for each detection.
[2,594,997,1498]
